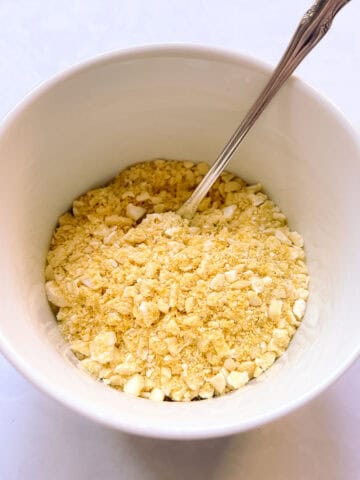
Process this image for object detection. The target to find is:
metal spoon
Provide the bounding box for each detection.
[177,0,351,220]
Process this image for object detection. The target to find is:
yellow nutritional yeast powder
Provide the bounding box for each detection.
[45,160,309,401]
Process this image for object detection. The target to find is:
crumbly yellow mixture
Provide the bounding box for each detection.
[45,159,309,401]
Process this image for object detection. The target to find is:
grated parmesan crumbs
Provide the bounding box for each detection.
[45,159,309,401]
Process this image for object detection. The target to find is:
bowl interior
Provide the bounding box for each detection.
[0,47,359,439]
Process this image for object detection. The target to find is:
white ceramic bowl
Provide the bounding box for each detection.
[0,45,359,440]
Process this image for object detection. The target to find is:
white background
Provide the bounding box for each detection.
[0,1,359,478]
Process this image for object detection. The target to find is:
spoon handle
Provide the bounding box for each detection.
[177,0,351,219]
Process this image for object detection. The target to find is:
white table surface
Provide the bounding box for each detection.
[1,1,359,478]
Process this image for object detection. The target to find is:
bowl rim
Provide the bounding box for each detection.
[0,43,359,440]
